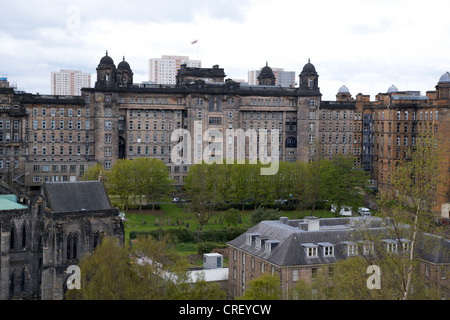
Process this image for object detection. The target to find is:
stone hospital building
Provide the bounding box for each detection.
[0,51,448,214]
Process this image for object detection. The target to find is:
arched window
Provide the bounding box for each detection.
[286,137,297,148]
[93,232,100,250]
[22,224,27,249]
[67,234,73,260]
[9,273,15,297]
[285,117,291,128]
[66,233,79,261]
[20,269,26,293]
[10,226,15,251]
[73,234,78,260]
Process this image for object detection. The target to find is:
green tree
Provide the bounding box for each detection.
[229,163,253,210]
[250,207,281,225]
[81,163,105,181]
[107,159,134,211]
[105,158,173,211]
[184,162,229,229]
[142,158,173,211]
[65,237,144,300]
[222,208,240,227]
[378,133,442,300]
[237,273,282,300]
[322,154,369,216]
[66,236,227,300]
[303,156,331,214]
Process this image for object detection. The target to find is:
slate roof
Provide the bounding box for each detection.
[44,181,112,213]
[228,217,450,266]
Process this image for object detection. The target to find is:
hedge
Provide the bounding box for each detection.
[197,242,228,255]
[130,227,247,244]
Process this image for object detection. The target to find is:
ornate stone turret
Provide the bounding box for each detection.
[299,59,319,92]
[95,50,117,89]
[116,56,133,87]
[258,62,276,86]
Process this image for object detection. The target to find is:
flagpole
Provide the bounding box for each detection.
[192,40,198,60]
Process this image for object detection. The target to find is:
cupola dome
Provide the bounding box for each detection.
[118,56,131,70]
[338,85,350,94]
[99,50,114,66]
[387,85,399,93]
[439,71,450,83]
[301,59,316,74]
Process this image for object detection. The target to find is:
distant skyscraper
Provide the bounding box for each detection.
[248,67,296,87]
[51,69,91,96]
[149,55,201,85]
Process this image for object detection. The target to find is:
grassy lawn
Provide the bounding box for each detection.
[123,203,336,242]
[121,203,340,267]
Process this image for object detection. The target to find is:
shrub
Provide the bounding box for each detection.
[130,227,246,244]
[250,207,281,225]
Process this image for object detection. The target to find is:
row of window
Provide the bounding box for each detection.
[127,109,183,118]
[31,145,90,156]
[128,145,170,156]
[28,132,90,143]
[374,122,437,134]
[33,163,88,173]
[31,119,90,130]
[321,111,360,121]
[377,110,439,121]
[321,133,356,145]
[30,107,89,117]
[320,122,360,132]
[0,120,20,130]
[118,96,171,105]
[128,120,179,131]
[304,240,411,258]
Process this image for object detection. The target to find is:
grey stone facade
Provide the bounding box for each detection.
[0,181,124,300]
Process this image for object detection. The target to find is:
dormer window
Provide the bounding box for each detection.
[264,242,271,254]
[246,233,260,246]
[264,240,280,254]
[302,243,319,257]
[318,242,335,257]
[359,241,374,255]
[342,241,358,256]
[383,239,398,253]
[400,239,411,252]
[255,237,268,250]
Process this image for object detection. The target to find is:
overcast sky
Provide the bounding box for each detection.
[1,0,450,100]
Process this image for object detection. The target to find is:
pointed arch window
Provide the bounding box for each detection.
[22,224,27,249]
[9,273,15,297]
[93,232,100,250]
[10,226,15,251]
[66,233,79,261]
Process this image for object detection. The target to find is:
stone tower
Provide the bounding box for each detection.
[258,62,276,86]
[95,51,117,89]
[116,57,134,87]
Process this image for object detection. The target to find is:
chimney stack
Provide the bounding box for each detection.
[304,216,320,231]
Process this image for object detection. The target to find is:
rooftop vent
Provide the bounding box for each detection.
[203,253,223,269]
[280,217,289,225]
